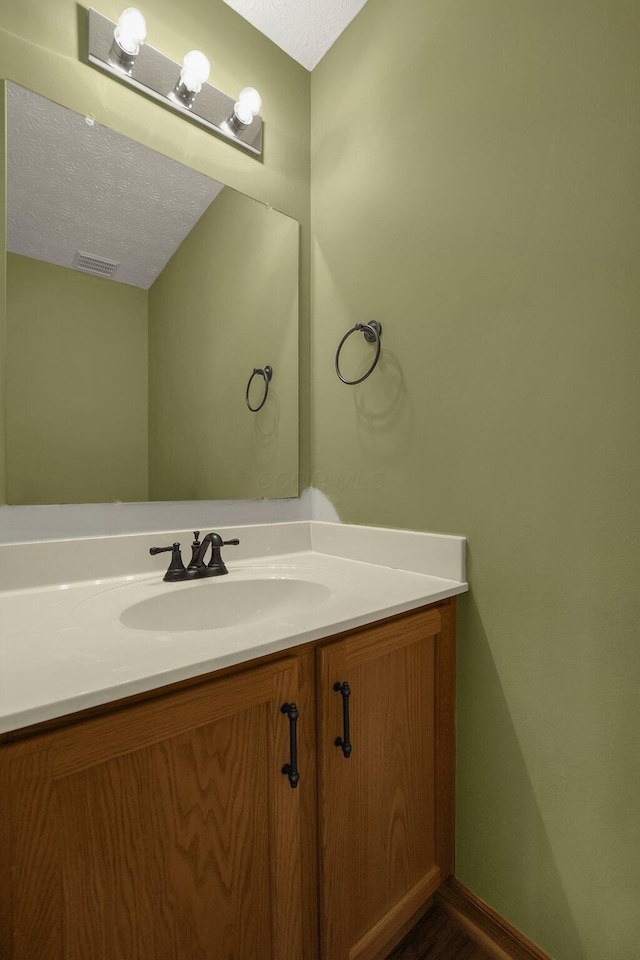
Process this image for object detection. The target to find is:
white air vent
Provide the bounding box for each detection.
[73,250,120,279]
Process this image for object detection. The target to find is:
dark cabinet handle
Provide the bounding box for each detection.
[281,702,300,788]
[334,682,352,758]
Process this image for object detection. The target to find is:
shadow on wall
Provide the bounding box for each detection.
[252,383,281,448]
[456,574,586,960]
[351,350,415,463]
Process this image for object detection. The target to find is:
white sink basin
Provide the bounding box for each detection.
[119,577,332,632]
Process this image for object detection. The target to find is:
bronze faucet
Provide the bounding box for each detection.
[150,531,240,582]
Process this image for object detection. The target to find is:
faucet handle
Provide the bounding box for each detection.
[150,543,177,555]
[206,535,240,576]
[192,531,201,544]
[149,542,187,582]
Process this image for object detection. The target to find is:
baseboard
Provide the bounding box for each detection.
[368,896,434,960]
[436,879,553,960]
[352,867,442,960]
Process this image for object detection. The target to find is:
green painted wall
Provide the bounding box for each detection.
[311,1,640,958]
[149,187,299,500]
[0,0,311,499]
[6,253,148,503]
[0,84,6,504]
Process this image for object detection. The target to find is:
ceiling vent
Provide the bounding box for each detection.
[73,250,120,279]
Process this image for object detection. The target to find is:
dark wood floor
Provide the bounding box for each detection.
[386,905,493,960]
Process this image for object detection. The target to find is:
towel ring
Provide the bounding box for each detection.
[335,321,382,385]
[246,365,273,412]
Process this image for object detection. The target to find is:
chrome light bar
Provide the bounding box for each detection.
[86,7,263,158]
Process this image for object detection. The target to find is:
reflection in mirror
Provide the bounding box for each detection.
[4,83,299,505]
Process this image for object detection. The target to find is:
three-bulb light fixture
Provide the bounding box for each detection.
[87,6,264,155]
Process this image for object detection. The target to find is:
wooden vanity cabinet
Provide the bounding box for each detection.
[0,600,455,960]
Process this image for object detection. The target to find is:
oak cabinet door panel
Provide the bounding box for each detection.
[317,605,454,960]
[0,658,303,960]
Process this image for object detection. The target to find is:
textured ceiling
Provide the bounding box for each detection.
[6,84,225,290]
[221,0,369,71]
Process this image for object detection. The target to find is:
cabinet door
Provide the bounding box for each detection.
[317,604,455,960]
[0,658,303,960]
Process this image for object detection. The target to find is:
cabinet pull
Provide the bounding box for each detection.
[280,702,300,789]
[333,681,353,758]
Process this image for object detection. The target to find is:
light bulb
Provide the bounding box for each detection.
[113,7,147,57]
[232,86,262,127]
[233,100,255,125]
[238,86,262,116]
[180,50,211,94]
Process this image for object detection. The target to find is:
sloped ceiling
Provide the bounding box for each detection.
[221,0,369,71]
[6,84,225,290]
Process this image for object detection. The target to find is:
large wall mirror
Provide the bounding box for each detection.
[4,83,299,505]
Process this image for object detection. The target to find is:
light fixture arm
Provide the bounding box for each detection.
[86,8,263,157]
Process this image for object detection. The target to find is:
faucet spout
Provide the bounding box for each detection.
[187,531,216,575]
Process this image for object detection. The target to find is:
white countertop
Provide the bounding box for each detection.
[0,522,467,734]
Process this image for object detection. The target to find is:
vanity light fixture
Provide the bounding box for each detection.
[87,7,263,156]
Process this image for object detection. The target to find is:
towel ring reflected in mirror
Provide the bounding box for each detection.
[335,321,383,385]
[246,365,273,412]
